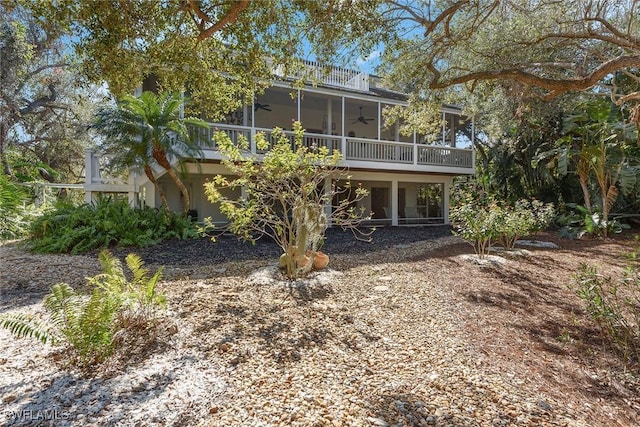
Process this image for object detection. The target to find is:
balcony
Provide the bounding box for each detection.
[188,123,474,174]
[271,59,370,92]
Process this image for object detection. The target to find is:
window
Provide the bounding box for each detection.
[417,183,443,219]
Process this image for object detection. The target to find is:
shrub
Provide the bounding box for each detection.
[450,199,499,258]
[450,182,554,257]
[494,199,555,249]
[28,197,199,253]
[556,203,629,239]
[574,263,640,367]
[0,250,166,368]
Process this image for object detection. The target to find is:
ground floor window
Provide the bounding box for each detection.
[417,183,444,220]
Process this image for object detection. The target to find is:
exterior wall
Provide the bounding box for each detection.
[138,163,453,226]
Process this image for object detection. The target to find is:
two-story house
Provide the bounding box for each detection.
[84,62,475,226]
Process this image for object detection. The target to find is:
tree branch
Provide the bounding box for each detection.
[13,62,68,96]
[19,83,58,115]
[183,0,250,42]
[427,55,640,100]
[614,91,640,106]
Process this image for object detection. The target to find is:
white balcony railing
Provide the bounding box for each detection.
[417,146,473,168]
[86,124,473,199]
[270,59,370,92]
[346,138,414,164]
[189,123,474,171]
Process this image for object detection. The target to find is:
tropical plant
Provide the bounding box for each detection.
[204,121,370,279]
[0,250,166,368]
[536,100,638,237]
[93,91,208,214]
[556,204,630,240]
[29,197,199,254]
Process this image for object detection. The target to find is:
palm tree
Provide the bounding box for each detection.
[93,91,208,214]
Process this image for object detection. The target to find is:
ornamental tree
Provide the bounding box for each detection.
[204,121,370,279]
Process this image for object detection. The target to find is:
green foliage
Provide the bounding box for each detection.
[536,99,639,238]
[450,196,498,259]
[451,180,554,256]
[0,250,166,368]
[0,312,54,344]
[0,173,32,239]
[574,263,640,367]
[21,1,383,119]
[0,7,99,182]
[28,197,198,254]
[494,199,556,249]
[556,204,630,240]
[93,91,209,214]
[204,121,369,279]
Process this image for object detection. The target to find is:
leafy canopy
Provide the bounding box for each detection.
[18,0,384,118]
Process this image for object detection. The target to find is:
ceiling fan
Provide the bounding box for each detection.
[352,106,374,125]
[254,102,271,112]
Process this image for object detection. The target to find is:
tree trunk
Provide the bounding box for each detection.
[164,167,190,214]
[144,165,169,211]
[0,121,14,177]
[578,172,592,212]
[576,155,591,212]
[152,146,190,214]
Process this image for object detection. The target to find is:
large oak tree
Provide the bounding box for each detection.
[374,1,640,126]
[15,0,381,119]
[0,5,102,181]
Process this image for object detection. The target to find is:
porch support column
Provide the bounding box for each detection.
[84,149,93,204]
[340,96,346,156]
[377,102,381,140]
[324,178,332,227]
[326,98,332,134]
[391,180,398,226]
[127,174,136,207]
[443,180,451,224]
[146,183,156,209]
[250,93,256,153]
[297,89,301,122]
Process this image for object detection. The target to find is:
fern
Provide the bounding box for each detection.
[0,313,57,344]
[1,250,167,368]
[29,199,199,254]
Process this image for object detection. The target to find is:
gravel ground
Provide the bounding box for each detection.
[1,227,639,426]
[107,226,454,268]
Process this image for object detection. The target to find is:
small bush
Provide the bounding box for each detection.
[450,200,499,258]
[450,182,554,257]
[204,121,369,279]
[494,200,555,249]
[28,197,199,254]
[574,263,640,367]
[0,250,166,368]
